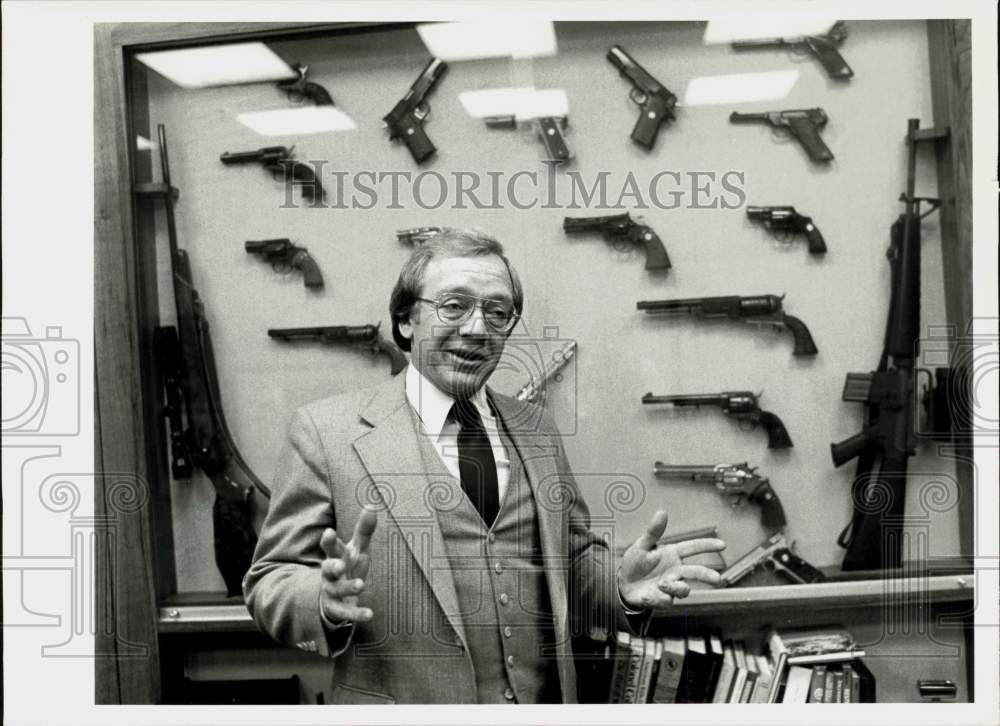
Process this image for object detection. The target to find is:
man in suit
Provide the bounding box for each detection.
[243,228,725,704]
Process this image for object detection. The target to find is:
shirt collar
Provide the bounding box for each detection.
[404,363,490,438]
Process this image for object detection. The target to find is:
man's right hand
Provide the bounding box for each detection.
[319,507,378,624]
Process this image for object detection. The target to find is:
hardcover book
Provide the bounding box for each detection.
[650,636,686,704]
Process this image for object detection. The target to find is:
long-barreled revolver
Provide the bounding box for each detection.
[149,125,270,596]
[397,226,444,245]
[642,390,792,448]
[563,213,671,272]
[719,532,826,586]
[515,340,577,402]
[606,45,678,150]
[730,108,833,163]
[219,145,325,202]
[747,206,827,255]
[277,63,334,105]
[484,115,573,165]
[245,238,323,288]
[653,462,787,531]
[731,21,853,80]
[637,294,818,356]
[383,58,448,164]
[268,323,407,375]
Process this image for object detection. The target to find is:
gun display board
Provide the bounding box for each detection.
[131,20,960,595]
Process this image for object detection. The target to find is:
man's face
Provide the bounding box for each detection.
[399,254,515,398]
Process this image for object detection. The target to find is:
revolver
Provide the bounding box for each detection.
[219,145,325,202]
[653,462,788,531]
[642,390,792,449]
[563,213,670,272]
[244,238,323,288]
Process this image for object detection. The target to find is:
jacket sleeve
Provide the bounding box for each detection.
[242,407,353,657]
[538,408,640,639]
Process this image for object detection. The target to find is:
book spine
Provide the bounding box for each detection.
[808,665,827,703]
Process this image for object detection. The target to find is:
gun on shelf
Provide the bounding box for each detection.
[730,108,834,163]
[653,462,788,531]
[563,213,671,272]
[637,294,818,357]
[397,226,443,245]
[245,238,323,288]
[642,390,793,449]
[731,21,854,80]
[830,119,947,570]
[747,206,827,255]
[383,58,448,164]
[720,532,826,586]
[147,124,271,597]
[219,145,324,202]
[515,340,577,403]
[277,63,334,105]
[606,44,678,149]
[484,114,573,164]
[268,323,407,375]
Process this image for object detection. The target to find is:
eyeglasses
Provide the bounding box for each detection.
[414,292,518,332]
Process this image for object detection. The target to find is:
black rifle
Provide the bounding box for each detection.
[730,108,833,163]
[731,21,853,80]
[397,226,444,245]
[219,145,324,202]
[563,213,671,272]
[830,119,945,570]
[151,124,270,596]
[653,462,788,531]
[606,45,677,149]
[719,532,826,586]
[484,115,573,164]
[637,294,818,356]
[642,391,793,449]
[268,324,408,375]
[277,63,334,105]
[747,206,827,255]
[245,238,323,288]
[383,58,448,164]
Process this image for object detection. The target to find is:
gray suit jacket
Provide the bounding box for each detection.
[243,373,628,704]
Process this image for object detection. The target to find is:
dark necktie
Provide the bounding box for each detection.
[451,398,500,526]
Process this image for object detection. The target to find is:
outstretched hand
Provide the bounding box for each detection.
[319,507,378,624]
[618,509,726,611]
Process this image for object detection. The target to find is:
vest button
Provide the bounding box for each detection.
[499,593,509,605]
[504,687,515,701]
[503,626,512,638]
[507,655,515,667]
[494,562,503,574]
[488,533,497,543]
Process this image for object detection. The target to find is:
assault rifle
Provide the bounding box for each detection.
[830,119,946,570]
[149,124,270,596]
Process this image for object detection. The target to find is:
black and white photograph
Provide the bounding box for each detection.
[2,1,998,724]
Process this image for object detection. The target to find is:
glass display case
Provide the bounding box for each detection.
[95,18,976,704]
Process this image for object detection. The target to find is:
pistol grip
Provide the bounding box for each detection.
[760,410,793,448]
[783,314,819,356]
[788,116,834,163]
[537,117,572,163]
[400,118,436,164]
[816,48,854,80]
[804,222,828,254]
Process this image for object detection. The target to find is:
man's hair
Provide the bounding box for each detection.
[389,227,524,351]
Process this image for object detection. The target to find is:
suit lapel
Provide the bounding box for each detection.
[351,376,467,647]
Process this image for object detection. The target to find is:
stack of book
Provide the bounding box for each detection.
[766,625,875,703]
[604,625,875,704]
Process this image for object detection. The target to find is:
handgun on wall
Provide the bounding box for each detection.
[720,532,826,586]
[245,239,323,288]
[730,108,834,163]
[485,114,573,164]
[731,21,853,80]
[747,206,827,255]
[642,390,793,448]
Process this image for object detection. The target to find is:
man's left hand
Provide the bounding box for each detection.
[619,509,726,611]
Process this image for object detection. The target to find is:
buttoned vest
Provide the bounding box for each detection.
[411,403,561,704]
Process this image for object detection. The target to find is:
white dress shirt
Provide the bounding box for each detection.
[404,363,511,502]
